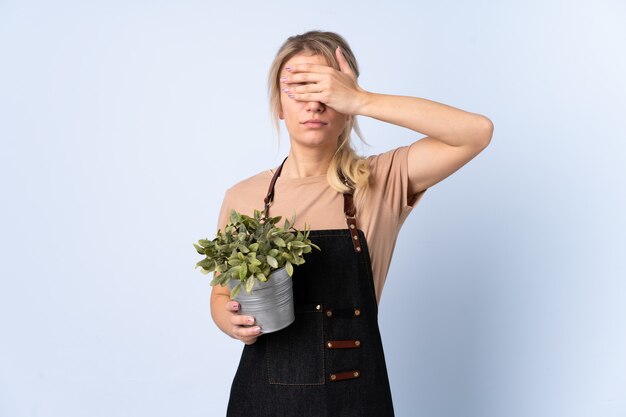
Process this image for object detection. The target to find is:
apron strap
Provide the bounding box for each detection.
[263,157,363,253]
[344,193,362,253]
[263,156,288,220]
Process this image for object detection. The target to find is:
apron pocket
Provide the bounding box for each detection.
[266,304,324,385]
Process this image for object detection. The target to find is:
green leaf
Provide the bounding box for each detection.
[210,274,221,286]
[245,277,255,293]
[227,266,239,278]
[248,255,261,267]
[266,255,278,269]
[273,237,286,247]
[239,262,247,279]
[230,283,241,299]
[229,209,241,225]
[195,258,215,270]
[255,272,267,282]
[285,261,293,276]
[227,258,242,266]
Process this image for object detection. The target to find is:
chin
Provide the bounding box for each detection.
[293,136,337,149]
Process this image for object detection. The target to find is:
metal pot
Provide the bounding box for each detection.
[228,267,295,334]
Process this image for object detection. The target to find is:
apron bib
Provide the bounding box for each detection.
[226,158,395,417]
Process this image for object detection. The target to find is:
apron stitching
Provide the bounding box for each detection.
[266,309,326,386]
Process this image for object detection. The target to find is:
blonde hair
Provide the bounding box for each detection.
[267,30,370,196]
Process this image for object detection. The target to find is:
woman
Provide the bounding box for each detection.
[210,30,493,416]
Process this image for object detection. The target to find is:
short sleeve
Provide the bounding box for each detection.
[216,189,232,231]
[367,145,427,224]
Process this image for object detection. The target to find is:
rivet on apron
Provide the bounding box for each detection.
[355,340,361,347]
[356,246,362,252]
[327,342,333,348]
[315,304,321,311]
[328,370,361,381]
[326,309,333,317]
[354,308,361,316]
[353,235,359,240]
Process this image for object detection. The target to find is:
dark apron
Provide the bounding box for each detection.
[226,158,395,417]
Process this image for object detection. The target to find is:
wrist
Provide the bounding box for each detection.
[355,90,375,116]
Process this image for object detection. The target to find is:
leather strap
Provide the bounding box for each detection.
[263,156,288,220]
[263,157,363,254]
[344,192,361,253]
[329,370,361,382]
[326,339,361,349]
[324,307,362,318]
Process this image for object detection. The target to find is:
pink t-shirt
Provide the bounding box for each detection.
[216,145,427,305]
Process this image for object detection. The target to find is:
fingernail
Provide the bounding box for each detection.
[247,317,255,324]
[285,66,292,71]
[253,327,261,333]
[280,77,287,82]
[233,303,239,311]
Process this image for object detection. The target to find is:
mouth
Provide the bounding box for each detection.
[301,120,328,127]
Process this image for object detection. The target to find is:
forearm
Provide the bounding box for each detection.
[210,288,235,338]
[355,91,493,147]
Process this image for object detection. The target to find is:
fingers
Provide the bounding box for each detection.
[285,63,332,74]
[231,317,262,344]
[282,83,330,94]
[335,46,354,77]
[227,301,262,345]
[226,300,240,312]
[282,72,324,85]
[283,48,353,80]
[231,313,256,327]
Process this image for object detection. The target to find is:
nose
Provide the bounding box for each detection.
[306,100,325,112]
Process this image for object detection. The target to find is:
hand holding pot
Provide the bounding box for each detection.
[227,301,262,345]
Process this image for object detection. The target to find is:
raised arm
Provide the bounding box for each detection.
[356,92,493,195]
[280,46,494,197]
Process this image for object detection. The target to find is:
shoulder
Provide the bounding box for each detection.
[217,168,275,230]
[363,145,412,189]
[366,145,411,173]
[225,169,273,197]
[358,145,425,219]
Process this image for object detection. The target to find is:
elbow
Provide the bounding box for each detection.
[475,115,494,148]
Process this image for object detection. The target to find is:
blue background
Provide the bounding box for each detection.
[1,1,625,416]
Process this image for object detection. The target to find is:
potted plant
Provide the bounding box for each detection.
[194,209,320,333]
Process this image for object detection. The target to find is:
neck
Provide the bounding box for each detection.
[282,143,335,178]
